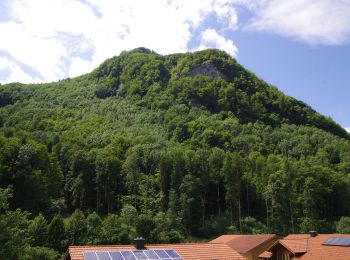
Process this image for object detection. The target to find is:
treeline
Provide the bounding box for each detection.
[1,48,350,259]
[0,188,184,259]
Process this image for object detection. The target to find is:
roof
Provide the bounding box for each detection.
[65,243,246,260]
[278,238,308,254]
[210,235,242,244]
[258,251,272,258]
[269,234,350,260]
[210,234,278,254]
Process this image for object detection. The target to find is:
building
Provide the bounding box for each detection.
[210,234,278,260]
[64,239,246,260]
[259,232,350,260]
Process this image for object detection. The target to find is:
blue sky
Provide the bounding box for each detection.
[0,0,349,130]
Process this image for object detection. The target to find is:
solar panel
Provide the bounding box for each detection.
[133,250,148,259]
[121,251,137,260]
[164,250,180,258]
[143,250,160,259]
[323,237,350,247]
[97,252,113,260]
[109,252,124,260]
[83,252,99,260]
[83,249,183,260]
[153,250,170,258]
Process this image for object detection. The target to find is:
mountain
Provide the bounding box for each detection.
[1,48,350,256]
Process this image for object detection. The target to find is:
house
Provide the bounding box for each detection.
[63,238,246,260]
[259,232,350,260]
[210,234,278,260]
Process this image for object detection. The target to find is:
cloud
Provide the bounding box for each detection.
[196,28,238,57]
[0,57,41,83]
[2,0,350,83]
[0,0,240,83]
[244,0,350,45]
[346,128,350,133]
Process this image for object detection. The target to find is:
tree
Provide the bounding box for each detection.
[138,174,162,214]
[208,148,225,216]
[222,152,242,230]
[179,174,201,233]
[0,209,31,260]
[136,213,156,242]
[241,216,267,234]
[336,216,350,234]
[65,209,87,246]
[21,246,59,260]
[100,214,120,244]
[120,204,138,230]
[0,186,12,213]
[86,212,102,245]
[95,154,122,213]
[123,151,141,207]
[47,214,66,252]
[13,143,51,212]
[264,170,291,234]
[28,213,48,247]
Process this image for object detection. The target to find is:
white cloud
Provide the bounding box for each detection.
[0,57,41,83]
[0,21,67,81]
[196,28,238,57]
[0,0,240,83]
[68,57,96,78]
[244,0,350,45]
[346,128,350,133]
[2,0,350,83]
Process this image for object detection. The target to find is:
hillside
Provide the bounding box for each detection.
[1,48,350,258]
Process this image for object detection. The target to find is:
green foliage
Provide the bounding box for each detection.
[298,217,330,234]
[0,209,30,259]
[100,214,121,244]
[136,213,156,242]
[159,230,184,243]
[65,209,87,246]
[0,48,350,253]
[120,204,138,236]
[21,246,59,260]
[0,186,12,212]
[336,216,350,234]
[28,213,48,247]
[241,217,267,234]
[86,212,102,245]
[47,214,66,252]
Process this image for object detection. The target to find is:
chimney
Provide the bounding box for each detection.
[309,231,318,237]
[134,237,145,250]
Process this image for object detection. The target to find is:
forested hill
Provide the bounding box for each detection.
[1,48,350,258]
[92,47,347,138]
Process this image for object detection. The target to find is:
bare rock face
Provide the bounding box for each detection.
[188,63,228,81]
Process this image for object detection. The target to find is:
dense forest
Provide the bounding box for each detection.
[1,48,350,259]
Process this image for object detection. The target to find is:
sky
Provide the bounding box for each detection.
[0,0,349,130]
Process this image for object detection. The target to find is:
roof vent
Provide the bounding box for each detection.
[309,231,318,237]
[134,237,145,250]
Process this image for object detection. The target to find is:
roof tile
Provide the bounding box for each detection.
[258,251,272,258]
[210,234,278,254]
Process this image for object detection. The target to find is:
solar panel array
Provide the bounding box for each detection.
[83,249,183,260]
[323,237,350,247]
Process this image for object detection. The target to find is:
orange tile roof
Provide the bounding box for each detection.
[279,239,308,254]
[210,235,242,244]
[269,234,350,260]
[258,251,272,258]
[210,234,278,254]
[65,243,246,260]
